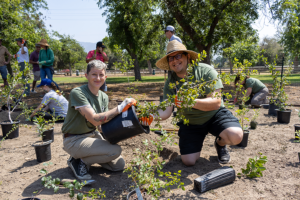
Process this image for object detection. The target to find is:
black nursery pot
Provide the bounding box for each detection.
[42,128,54,142]
[32,140,52,163]
[1,120,20,139]
[268,102,279,116]
[21,198,41,200]
[298,152,300,163]
[276,109,292,124]
[159,95,163,102]
[102,106,149,144]
[238,104,244,109]
[295,124,300,141]
[237,130,250,147]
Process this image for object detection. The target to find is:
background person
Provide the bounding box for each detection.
[28,79,68,121]
[0,38,11,87]
[62,60,136,180]
[86,41,109,92]
[15,38,29,78]
[165,25,182,43]
[37,39,55,81]
[233,75,269,107]
[29,44,41,93]
[141,41,243,166]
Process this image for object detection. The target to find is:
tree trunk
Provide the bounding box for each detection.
[147,59,152,74]
[69,63,72,76]
[229,58,233,74]
[294,56,298,68]
[131,53,141,81]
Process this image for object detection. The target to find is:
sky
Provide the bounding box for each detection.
[41,0,277,43]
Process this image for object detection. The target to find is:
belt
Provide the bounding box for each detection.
[63,130,95,139]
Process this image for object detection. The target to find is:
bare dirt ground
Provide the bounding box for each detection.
[0,82,300,200]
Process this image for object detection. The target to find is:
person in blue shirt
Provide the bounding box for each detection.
[165,25,182,43]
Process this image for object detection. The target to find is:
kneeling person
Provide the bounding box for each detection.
[62,60,136,180]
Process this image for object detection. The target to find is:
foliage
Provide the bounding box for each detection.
[237,152,268,179]
[159,0,259,64]
[98,0,162,80]
[235,108,250,131]
[33,162,106,200]
[0,61,30,123]
[295,109,300,119]
[251,109,261,122]
[257,37,283,65]
[223,36,260,67]
[295,130,300,142]
[0,0,48,55]
[124,130,184,199]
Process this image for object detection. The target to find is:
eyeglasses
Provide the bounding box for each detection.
[167,53,186,62]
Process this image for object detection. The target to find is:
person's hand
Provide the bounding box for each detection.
[93,52,97,59]
[174,95,183,108]
[233,97,238,104]
[117,98,137,113]
[4,61,8,65]
[40,61,46,64]
[139,114,154,126]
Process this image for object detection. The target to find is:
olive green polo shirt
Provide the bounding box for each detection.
[245,78,266,94]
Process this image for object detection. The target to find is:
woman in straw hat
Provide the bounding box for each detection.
[37,39,55,81]
[140,40,243,166]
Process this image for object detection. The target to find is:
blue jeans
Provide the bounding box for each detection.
[40,67,53,80]
[0,65,8,79]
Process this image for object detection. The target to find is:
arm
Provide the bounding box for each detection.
[245,87,252,97]
[86,51,96,63]
[192,89,222,111]
[30,104,45,118]
[77,106,119,126]
[4,49,11,64]
[21,46,27,54]
[102,52,109,62]
[29,54,39,65]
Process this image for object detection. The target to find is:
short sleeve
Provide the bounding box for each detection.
[103,52,107,57]
[245,79,254,89]
[24,47,28,53]
[86,51,93,59]
[70,88,90,107]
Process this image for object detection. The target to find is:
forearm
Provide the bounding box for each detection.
[21,46,26,54]
[30,104,44,118]
[7,54,11,63]
[192,97,221,111]
[102,53,109,61]
[86,57,94,63]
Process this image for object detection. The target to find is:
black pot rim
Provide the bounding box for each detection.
[127,189,136,199]
[275,109,292,113]
[294,124,300,127]
[243,130,250,134]
[0,120,20,125]
[32,140,52,147]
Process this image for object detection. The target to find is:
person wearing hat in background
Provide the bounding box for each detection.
[37,39,55,81]
[28,78,68,122]
[29,44,41,93]
[140,40,243,166]
[15,38,29,78]
[86,41,109,92]
[165,25,182,43]
[0,39,11,87]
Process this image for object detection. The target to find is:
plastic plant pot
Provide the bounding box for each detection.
[42,128,54,143]
[237,130,250,147]
[159,95,163,102]
[276,109,292,124]
[194,166,236,193]
[268,102,279,116]
[262,104,269,109]
[294,124,300,141]
[102,106,149,144]
[1,120,20,139]
[298,152,300,163]
[32,140,52,163]
[250,121,258,129]
[21,198,41,200]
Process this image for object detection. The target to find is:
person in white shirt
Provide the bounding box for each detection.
[165,25,182,43]
[15,38,29,77]
[29,79,68,122]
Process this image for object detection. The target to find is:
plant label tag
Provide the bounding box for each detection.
[135,187,143,200]
[122,110,128,118]
[122,120,133,128]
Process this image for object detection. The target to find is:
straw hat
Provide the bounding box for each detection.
[37,39,49,47]
[155,40,199,70]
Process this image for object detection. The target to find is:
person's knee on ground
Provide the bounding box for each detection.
[181,152,200,166]
[219,127,243,146]
[100,155,125,171]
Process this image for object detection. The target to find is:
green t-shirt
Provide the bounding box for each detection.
[245,78,266,94]
[62,84,109,134]
[163,63,224,125]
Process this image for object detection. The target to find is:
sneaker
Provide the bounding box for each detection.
[214,138,231,164]
[31,90,37,93]
[68,157,92,180]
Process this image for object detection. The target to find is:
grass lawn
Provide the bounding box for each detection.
[0,74,299,84]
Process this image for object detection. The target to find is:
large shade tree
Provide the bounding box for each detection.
[159,0,260,64]
[98,0,162,80]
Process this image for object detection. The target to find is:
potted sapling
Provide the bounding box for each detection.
[0,61,30,139]
[125,130,184,199]
[294,109,300,141]
[235,106,250,147]
[275,66,293,123]
[250,109,260,129]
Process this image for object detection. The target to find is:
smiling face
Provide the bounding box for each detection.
[85,67,107,89]
[168,51,190,77]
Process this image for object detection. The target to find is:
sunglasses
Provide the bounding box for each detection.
[167,53,187,62]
